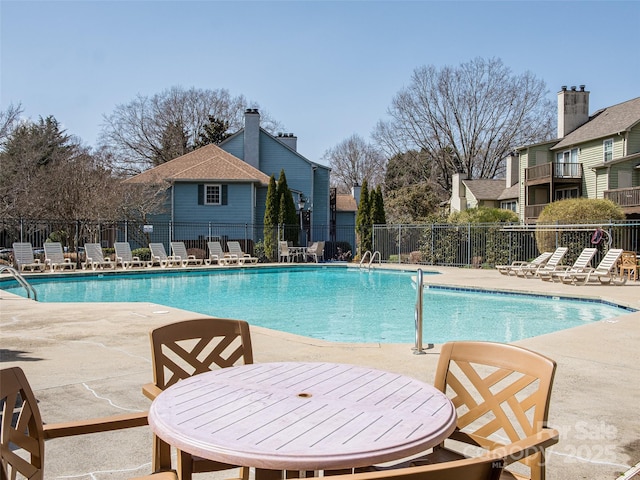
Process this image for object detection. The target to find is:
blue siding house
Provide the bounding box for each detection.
[126,109,336,250]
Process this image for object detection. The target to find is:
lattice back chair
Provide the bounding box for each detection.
[422,342,558,480]
[143,318,253,480]
[1,367,148,480]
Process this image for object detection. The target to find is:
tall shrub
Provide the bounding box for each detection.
[263,175,278,260]
[356,180,371,255]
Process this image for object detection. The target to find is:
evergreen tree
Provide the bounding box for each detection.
[371,185,386,225]
[195,116,231,148]
[356,180,372,255]
[263,175,279,260]
[276,169,299,244]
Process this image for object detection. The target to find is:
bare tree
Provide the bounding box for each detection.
[323,134,386,192]
[0,103,23,145]
[100,86,283,175]
[374,57,555,190]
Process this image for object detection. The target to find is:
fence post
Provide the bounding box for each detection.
[467,223,472,267]
[19,218,24,242]
[397,225,401,264]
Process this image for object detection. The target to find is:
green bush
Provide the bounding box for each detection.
[132,248,151,261]
[536,199,625,252]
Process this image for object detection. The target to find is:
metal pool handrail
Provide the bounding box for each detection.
[413,268,425,354]
[0,265,38,301]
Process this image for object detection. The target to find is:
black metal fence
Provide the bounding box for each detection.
[0,219,356,263]
[372,221,640,267]
[1,218,638,268]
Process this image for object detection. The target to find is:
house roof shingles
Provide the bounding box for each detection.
[125,144,271,185]
[336,194,357,212]
[463,179,508,201]
[553,97,640,150]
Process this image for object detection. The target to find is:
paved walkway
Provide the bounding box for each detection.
[1,265,638,479]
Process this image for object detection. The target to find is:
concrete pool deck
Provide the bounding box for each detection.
[0,265,639,479]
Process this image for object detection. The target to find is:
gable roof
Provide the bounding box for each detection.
[336,194,357,212]
[125,144,271,185]
[462,179,507,201]
[220,127,331,172]
[497,183,519,201]
[553,96,640,150]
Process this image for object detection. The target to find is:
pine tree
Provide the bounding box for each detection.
[263,175,279,260]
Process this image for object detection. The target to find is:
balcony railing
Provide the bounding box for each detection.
[524,204,548,221]
[605,186,640,207]
[525,163,582,182]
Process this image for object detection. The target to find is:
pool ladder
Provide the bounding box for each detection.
[0,265,38,301]
[359,250,381,268]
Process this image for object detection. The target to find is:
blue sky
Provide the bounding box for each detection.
[1,1,639,165]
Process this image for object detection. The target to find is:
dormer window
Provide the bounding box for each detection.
[603,139,613,162]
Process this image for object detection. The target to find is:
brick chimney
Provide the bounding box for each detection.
[244,108,260,169]
[557,85,589,138]
[276,132,297,152]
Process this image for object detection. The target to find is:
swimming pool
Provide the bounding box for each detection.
[2,267,633,343]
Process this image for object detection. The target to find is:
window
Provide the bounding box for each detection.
[204,184,221,205]
[198,184,227,206]
[603,139,613,162]
[554,187,579,201]
[555,148,579,177]
[500,200,517,212]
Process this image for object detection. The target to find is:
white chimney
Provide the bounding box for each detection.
[244,109,260,169]
[505,153,519,188]
[557,85,589,138]
[276,132,297,152]
[450,173,467,213]
[351,185,361,205]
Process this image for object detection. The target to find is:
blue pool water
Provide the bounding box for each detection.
[2,267,632,343]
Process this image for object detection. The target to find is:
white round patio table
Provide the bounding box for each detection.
[149,362,456,473]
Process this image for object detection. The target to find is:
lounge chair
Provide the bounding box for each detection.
[515,246,568,278]
[0,366,148,480]
[82,243,115,270]
[142,318,253,479]
[12,242,46,272]
[538,247,597,282]
[207,241,238,265]
[496,251,553,276]
[149,243,182,268]
[227,241,258,264]
[44,242,76,271]
[305,241,325,263]
[114,242,150,269]
[170,241,203,267]
[557,248,626,285]
[405,341,558,480]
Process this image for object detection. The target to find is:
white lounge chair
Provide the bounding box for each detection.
[170,241,203,267]
[149,243,182,268]
[44,242,76,271]
[207,241,237,265]
[516,247,568,278]
[557,248,626,285]
[227,241,258,265]
[12,242,45,272]
[539,247,597,282]
[496,251,553,276]
[305,241,325,263]
[114,242,150,269]
[82,243,115,270]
